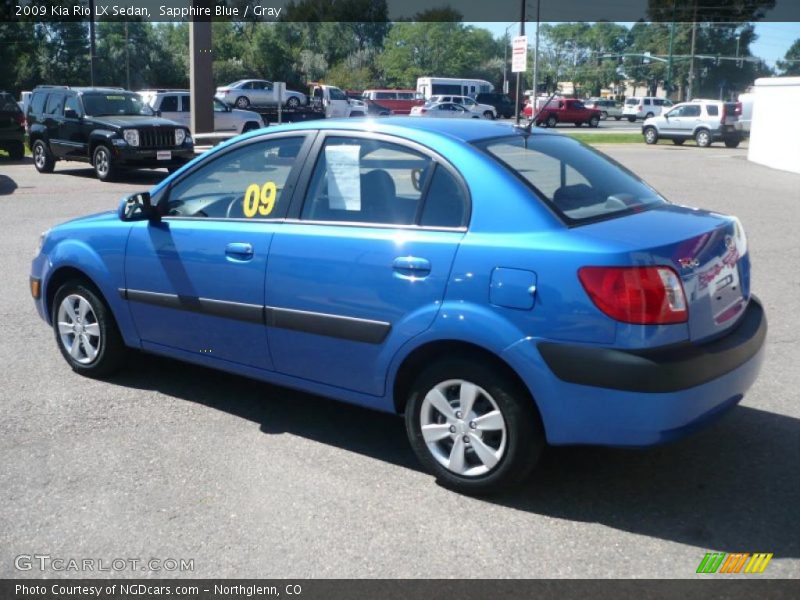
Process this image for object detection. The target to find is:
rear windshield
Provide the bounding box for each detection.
[625,98,639,105]
[0,94,19,112]
[476,135,666,224]
[81,92,152,117]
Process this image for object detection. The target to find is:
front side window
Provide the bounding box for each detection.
[302,137,432,226]
[165,137,305,219]
[63,95,81,116]
[45,93,65,115]
[683,105,701,117]
[478,135,666,224]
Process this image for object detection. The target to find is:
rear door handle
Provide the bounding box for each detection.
[225,242,254,259]
[393,256,431,277]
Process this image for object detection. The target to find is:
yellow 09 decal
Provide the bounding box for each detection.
[243,182,277,218]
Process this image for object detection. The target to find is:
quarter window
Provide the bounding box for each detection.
[160,95,179,112]
[302,137,432,226]
[420,167,467,228]
[165,137,305,219]
[706,105,719,116]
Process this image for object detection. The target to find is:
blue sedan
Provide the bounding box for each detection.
[30,118,766,494]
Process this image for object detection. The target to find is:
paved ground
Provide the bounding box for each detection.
[0,143,798,579]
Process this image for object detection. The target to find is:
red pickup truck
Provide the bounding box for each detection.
[523,98,601,128]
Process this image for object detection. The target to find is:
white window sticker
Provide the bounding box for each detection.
[325,145,361,211]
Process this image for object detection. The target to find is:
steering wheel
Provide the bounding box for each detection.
[225,194,245,219]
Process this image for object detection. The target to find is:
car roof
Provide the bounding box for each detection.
[239,116,555,143]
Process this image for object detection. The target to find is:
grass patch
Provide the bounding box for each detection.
[561,132,643,145]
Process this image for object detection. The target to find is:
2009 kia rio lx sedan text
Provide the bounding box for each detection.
[30,119,766,494]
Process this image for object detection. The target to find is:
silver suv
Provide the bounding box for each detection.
[642,99,742,148]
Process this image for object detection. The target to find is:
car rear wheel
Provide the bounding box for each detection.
[235,96,250,109]
[92,145,115,181]
[32,140,55,173]
[574,121,583,127]
[628,116,636,122]
[52,280,125,377]
[644,126,658,144]
[546,115,557,128]
[724,138,741,148]
[589,116,600,128]
[483,110,495,120]
[405,358,544,495]
[285,96,301,109]
[614,116,622,121]
[695,129,712,148]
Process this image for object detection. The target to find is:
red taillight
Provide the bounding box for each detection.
[721,104,727,125]
[735,102,742,116]
[578,266,688,325]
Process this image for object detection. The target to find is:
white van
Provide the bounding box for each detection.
[416,77,494,100]
[622,96,674,122]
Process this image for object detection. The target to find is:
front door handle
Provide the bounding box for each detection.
[225,242,254,259]
[393,256,431,277]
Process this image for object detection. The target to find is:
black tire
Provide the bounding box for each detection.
[614,116,622,121]
[285,96,301,109]
[32,139,55,173]
[589,116,600,128]
[574,121,583,127]
[546,115,557,128]
[241,121,260,133]
[483,110,495,120]
[404,358,544,495]
[724,138,741,148]
[52,280,126,378]
[644,126,659,145]
[235,96,250,109]
[628,116,636,123]
[695,128,712,148]
[92,144,115,181]
[672,138,686,145]
[9,141,24,160]
[645,112,654,119]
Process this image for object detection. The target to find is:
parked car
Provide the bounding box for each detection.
[0,91,26,159]
[642,99,742,148]
[215,79,307,110]
[410,102,481,118]
[30,119,765,494]
[526,98,601,128]
[475,92,516,119]
[622,96,674,122]
[584,98,623,120]
[736,91,754,137]
[139,90,265,135]
[309,84,366,118]
[428,95,497,119]
[362,89,424,115]
[26,86,193,181]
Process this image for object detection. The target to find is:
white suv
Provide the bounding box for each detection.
[641,99,741,148]
[622,96,674,122]
[139,90,265,135]
[428,95,497,119]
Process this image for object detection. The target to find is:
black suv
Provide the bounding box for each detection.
[476,92,515,119]
[0,91,25,160]
[27,86,194,181]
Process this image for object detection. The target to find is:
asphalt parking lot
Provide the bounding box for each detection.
[1,142,798,579]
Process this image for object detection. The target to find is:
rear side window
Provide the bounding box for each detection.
[375,92,394,100]
[160,95,179,112]
[683,105,701,117]
[477,135,666,225]
[45,93,65,115]
[706,105,719,116]
[420,167,467,228]
[30,92,47,114]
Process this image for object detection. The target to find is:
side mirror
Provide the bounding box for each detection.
[64,108,80,119]
[118,191,160,223]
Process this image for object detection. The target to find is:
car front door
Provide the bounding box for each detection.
[662,105,683,135]
[265,133,469,396]
[59,95,87,159]
[212,98,236,132]
[677,104,701,136]
[123,133,313,369]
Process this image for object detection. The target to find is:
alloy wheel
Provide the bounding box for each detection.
[57,294,101,365]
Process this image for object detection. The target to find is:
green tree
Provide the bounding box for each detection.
[777,39,800,76]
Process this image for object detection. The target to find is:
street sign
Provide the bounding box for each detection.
[512,36,528,73]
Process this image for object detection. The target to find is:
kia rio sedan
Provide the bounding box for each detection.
[30,119,766,494]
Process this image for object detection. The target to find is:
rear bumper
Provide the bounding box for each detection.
[501,297,767,446]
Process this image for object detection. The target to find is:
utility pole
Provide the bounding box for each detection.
[124,22,130,90]
[514,0,526,125]
[687,0,698,100]
[532,0,541,101]
[665,0,676,99]
[88,0,96,86]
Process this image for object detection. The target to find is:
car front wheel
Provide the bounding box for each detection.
[628,116,636,123]
[52,281,125,377]
[644,127,659,144]
[32,140,55,173]
[93,145,115,181]
[285,96,301,109]
[405,359,544,495]
[546,115,557,128]
[483,110,495,120]
[589,116,600,128]
[695,129,712,147]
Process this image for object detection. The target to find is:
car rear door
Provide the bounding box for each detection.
[123,133,313,369]
[264,133,469,396]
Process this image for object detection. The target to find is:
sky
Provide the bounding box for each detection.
[469,22,800,69]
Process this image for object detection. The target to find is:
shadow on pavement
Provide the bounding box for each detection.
[109,351,799,557]
[56,167,167,185]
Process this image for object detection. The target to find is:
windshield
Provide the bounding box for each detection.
[477,135,666,224]
[82,92,153,117]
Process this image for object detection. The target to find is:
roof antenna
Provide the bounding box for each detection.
[516,89,560,139]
